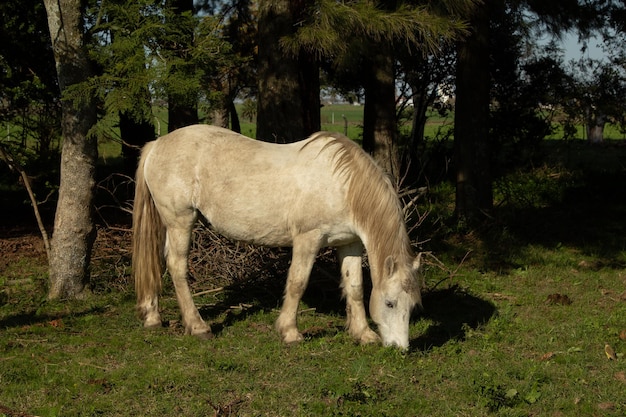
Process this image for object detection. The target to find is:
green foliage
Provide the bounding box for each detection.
[62,0,237,142]
[281,0,476,59]
[563,58,626,136]
[0,0,61,178]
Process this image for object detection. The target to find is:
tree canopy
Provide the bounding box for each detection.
[1,0,626,296]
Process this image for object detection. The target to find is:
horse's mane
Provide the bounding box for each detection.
[305,132,414,276]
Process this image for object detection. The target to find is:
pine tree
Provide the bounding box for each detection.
[280,0,476,176]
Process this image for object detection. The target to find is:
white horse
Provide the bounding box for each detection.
[132,125,422,349]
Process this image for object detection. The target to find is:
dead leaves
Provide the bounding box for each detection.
[614,371,626,384]
[546,293,572,305]
[604,343,618,361]
[0,404,40,417]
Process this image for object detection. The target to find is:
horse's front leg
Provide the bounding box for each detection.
[166,225,212,339]
[338,242,380,345]
[276,232,322,344]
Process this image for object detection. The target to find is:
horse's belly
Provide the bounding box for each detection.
[210,218,293,247]
[206,206,356,249]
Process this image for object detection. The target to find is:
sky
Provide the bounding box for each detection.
[561,32,608,62]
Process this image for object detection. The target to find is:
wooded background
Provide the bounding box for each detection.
[1,0,625,298]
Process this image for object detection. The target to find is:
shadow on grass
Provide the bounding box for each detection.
[411,285,496,352]
[438,169,626,276]
[197,252,347,338]
[195,250,497,350]
[0,305,109,330]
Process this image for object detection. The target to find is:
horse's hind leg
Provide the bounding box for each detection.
[276,232,322,343]
[166,222,212,339]
[338,242,380,345]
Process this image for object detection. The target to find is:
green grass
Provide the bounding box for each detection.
[3,141,626,416]
[1,239,625,416]
[3,113,626,416]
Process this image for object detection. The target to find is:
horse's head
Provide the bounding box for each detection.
[370,255,422,350]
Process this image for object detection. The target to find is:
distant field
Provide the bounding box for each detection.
[79,105,626,164]
[236,104,454,141]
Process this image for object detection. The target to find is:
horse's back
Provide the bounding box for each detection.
[141,125,355,247]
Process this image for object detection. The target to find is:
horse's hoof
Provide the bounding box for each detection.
[282,330,304,344]
[187,324,213,340]
[143,320,163,329]
[358,329,381,345]
[193,330,214,340]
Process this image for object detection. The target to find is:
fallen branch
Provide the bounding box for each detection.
[424,250,472,290]
[192,287,224,297]
[0,143,51,259]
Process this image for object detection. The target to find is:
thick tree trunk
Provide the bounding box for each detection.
[256,0,319,143]
[211,97,242,133]
[168,98,198,132]
[119,111,155,176]
[362,47,399,180]
[453,1,493,225]
[211,108,229,129]
[166,0,198,132]
[44,0,98,299]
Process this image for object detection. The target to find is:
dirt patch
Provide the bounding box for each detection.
[0,230,47,270]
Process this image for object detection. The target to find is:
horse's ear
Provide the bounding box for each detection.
[384,255,396,277]
[412,253,423,273]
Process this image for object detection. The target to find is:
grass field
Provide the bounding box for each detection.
[237,104,453,142]
[2,136,626,415]
[97,104,623,166]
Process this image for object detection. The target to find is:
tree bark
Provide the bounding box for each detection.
[44,0,98,299]
[586,111,605,144]
[362,46,399,180]
[119,111,155,176]
[256,0,320,143]
[453,1,493,225]
[166,0,198,132]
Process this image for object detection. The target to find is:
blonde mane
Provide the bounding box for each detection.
[306,132,414,277]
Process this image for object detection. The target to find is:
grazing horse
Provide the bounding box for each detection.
[132,125,422,349]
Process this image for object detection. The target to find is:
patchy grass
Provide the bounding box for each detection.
[2,142,626,416]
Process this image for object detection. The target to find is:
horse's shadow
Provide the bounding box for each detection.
[197,252,346,337]
[196,253,497,350]
[410,285,496,352]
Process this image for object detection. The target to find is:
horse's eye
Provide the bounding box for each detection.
[385,300,395,309]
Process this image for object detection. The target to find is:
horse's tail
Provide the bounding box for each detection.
[132,141,165,319]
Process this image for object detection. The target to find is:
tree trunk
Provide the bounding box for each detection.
[453,1,493,225]
[229,101,241,133]
[211,108,229,129]
[166,0,198,132]
[44,0,98,299]
[586,111,605,144]
[256,0,319,143]
[362,46,399,180]
[119,111,155,176]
